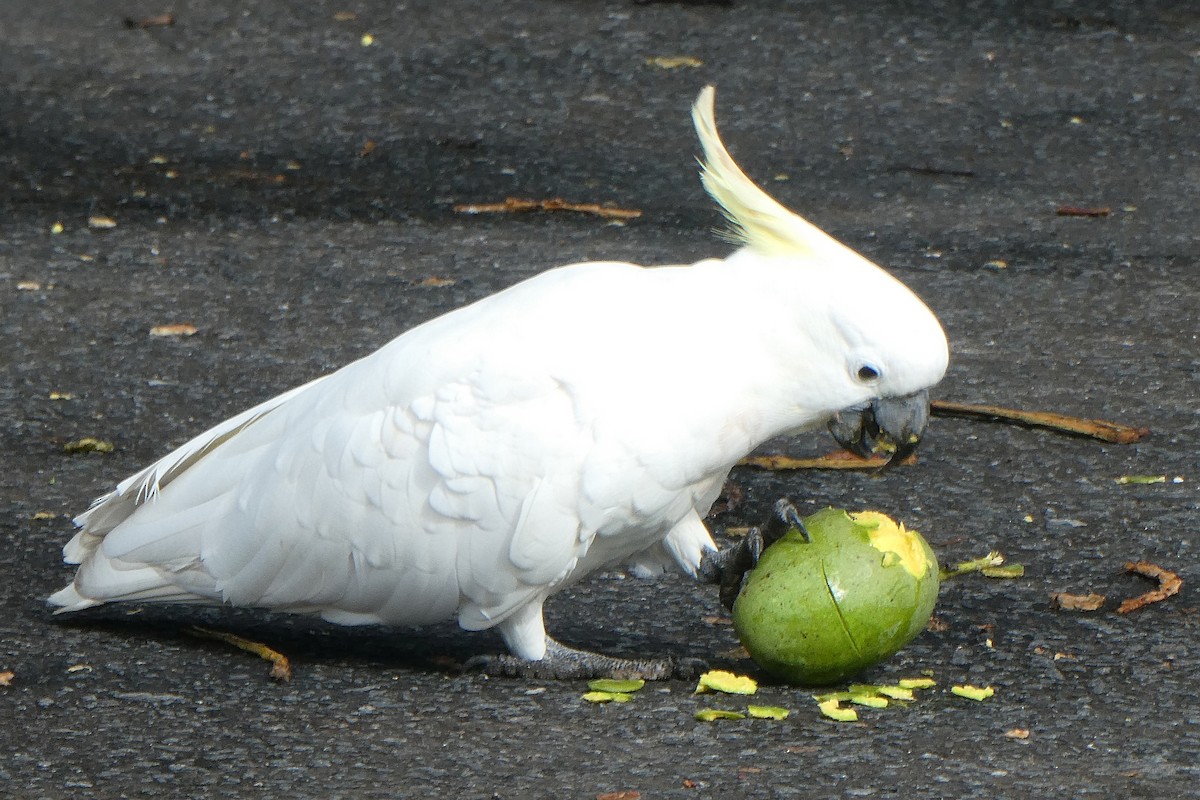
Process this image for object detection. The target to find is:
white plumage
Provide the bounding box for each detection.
[51,87,948,671]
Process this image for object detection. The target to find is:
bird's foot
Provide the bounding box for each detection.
[464,639,706,680]
[698,498,806,609]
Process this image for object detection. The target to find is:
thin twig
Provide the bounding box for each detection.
[189,626,293,681]
[738,451,912,470]
[453,197,642,220]
[930,400,1148,444]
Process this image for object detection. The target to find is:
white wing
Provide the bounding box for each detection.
[52,261,729,631]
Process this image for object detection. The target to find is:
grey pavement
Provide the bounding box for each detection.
[1,1,1198,798]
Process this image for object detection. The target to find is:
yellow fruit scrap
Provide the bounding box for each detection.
[63,438,114,454]
[813,677,940,720]
[746,705,789,720]
[852,511,930,578]
[941,548,1027,580]
[872,685,915,702]
[582,691,634,704]
[847,683,915,702]
[817,698,858,722]
[587,679,646,694]
[951,684,995,701]
[695,709,746,722]
[694,670,757,696]
[981,564,1025,579]
[849,694,889,709]
[646,56,703,70]
[1115,475,1167,485]
[582,678,646,704]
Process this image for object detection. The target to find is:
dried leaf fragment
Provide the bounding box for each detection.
[1005,728,1031,740]
[1050,592,1106,611]
[0,671,13,687]
[64,437,114,454]
[596,792,641,800]
[150,323,198,337]
[1117,561,1182,614]
[30,511,58,521]
[454,196,642,220]
[16,280,41,291]
[87,215,117,229]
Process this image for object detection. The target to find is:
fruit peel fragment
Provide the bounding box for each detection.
[587,678,646,694]
[582,691,634,704]
[694,670,757,695]
[817,698,858,722]
[695,709,746,722]
[746,705,790,720]
[951,684,995,701]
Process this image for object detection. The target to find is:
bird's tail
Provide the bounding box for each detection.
[48,530,205,613]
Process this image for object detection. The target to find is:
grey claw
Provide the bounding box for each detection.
[766,498,806,543]
[464,640,686,681]
[702,498,808,610]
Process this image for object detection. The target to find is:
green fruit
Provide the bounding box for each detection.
[732,508,939,685]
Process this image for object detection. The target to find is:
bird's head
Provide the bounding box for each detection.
[822,292,948,466]
[692,85,949,466]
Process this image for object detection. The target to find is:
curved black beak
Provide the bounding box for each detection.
[828,389,931,469]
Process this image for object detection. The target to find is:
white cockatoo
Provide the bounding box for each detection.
[51,86,948,679]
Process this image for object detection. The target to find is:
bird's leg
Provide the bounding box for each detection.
[465,638,705,680]
[698,498,807,610]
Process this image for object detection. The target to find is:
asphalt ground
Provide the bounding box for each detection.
[1,1,1198,797]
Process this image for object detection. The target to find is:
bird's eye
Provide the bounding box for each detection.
[857,364,881,382]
